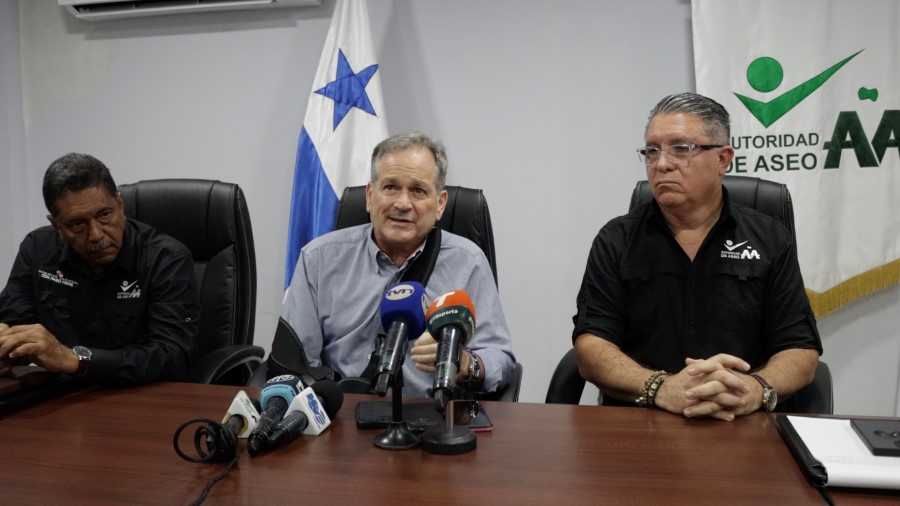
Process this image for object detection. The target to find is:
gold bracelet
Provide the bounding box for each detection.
[636,370,668,408]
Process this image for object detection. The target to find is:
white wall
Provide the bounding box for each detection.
[3,0,898,414]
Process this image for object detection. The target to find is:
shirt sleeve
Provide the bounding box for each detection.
[89,246,198,386]
[0,234,39,326]
[760,222,823,356]
[281,247,325,368]
[463,251,515,394]
[572,222,628,347]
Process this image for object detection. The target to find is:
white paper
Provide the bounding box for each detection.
[787,416,900,489]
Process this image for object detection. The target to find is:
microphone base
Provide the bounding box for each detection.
[421,425,477,455]
[373,421,421,451]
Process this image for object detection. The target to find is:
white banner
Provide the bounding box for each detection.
[693,0,900,315]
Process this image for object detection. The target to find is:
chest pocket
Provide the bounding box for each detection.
[620,260,682,341]
[86,301,148,348]
[704,260,767,333]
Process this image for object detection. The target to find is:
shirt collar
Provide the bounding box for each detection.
[365,223,428,270]
[59,219,137,279]
[645,184,735,231]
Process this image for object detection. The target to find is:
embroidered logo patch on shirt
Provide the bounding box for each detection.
[117,279,142,299]
[38,269,78,288]
[721,239,761,260]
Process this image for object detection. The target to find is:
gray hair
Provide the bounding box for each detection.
[370,131,448,191]
[646,93,730,145]
[42,153,118,216]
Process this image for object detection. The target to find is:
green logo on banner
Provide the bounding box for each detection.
[735,50,863,127]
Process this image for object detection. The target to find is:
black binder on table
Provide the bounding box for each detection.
[775,413,900,497]
[773,414,828,487]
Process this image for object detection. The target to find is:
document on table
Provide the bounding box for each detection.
[786,415,900,489]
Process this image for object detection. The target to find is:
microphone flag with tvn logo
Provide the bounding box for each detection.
[693,0,899,316]
[284,0,389,289]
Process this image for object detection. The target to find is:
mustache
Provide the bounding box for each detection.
[87,240,114,253]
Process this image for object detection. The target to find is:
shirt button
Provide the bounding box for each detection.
[689,320,695,326]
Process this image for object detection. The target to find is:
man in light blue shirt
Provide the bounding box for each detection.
[281,132,515,397]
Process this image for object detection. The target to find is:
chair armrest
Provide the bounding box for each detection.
[189,345,265,385]
[476,362,523,402]
[545,348,585,404]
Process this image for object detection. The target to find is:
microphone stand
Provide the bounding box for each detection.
[373,368,420,450]
[422,389,477,455]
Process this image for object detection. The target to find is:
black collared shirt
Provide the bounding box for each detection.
[573,188,822,378]
[0,219,199,386]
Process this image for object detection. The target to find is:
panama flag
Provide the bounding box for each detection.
[693,0,900,316]
[285,0,388,288]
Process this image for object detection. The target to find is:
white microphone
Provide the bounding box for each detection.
[220,390,261,439]
[267,380,344,450]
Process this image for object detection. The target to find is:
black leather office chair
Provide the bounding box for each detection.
[258,185,521,401]
[119,179,264,386]
[545,348,584,404]
[546,176,832,413]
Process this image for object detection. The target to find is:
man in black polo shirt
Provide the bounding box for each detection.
[573,93,822,421]
[0,153,198,386]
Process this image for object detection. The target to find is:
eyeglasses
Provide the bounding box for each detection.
[637,143,723,165]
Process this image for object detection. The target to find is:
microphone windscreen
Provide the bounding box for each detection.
[379,282,429,338]
[425,290,476,339]
[310,380,344,418]
[260,374,302,410]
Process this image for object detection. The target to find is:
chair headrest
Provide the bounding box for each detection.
[629,175,795,238]
[119,179,252,261]
[335,185,498,285]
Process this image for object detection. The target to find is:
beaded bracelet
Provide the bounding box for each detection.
[635,370,669,408]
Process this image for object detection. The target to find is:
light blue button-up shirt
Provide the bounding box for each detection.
[281,224,515,396]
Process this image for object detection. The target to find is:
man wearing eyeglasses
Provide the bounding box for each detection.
[572,93,821,421]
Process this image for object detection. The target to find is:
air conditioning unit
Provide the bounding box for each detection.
[58,0,321,22]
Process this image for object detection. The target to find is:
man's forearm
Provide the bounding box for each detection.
[754,348,819,400]
[573,333,654,404]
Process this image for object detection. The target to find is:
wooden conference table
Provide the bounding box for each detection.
[1,382,898,505]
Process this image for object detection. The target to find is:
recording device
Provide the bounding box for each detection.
[374,282,429,395]
[247,375,302,456]
[221,390,261,439]
[850,419,900,457]
[266,379,344,450]
[357,399,493,432]
[425,290,476,413]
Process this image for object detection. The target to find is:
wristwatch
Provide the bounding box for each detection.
[750,374,777,412]
[460,350,481,386]
[72,345,92,377]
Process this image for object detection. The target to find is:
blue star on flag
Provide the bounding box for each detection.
[315,49,379,131]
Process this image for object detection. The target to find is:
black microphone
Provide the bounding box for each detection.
[247,375,302,456]
[425,290,476,413]
[221,390,262,439]
[374,282,428,395]
[266,380,344,450]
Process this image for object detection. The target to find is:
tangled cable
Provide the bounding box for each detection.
[173,417,240,505]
